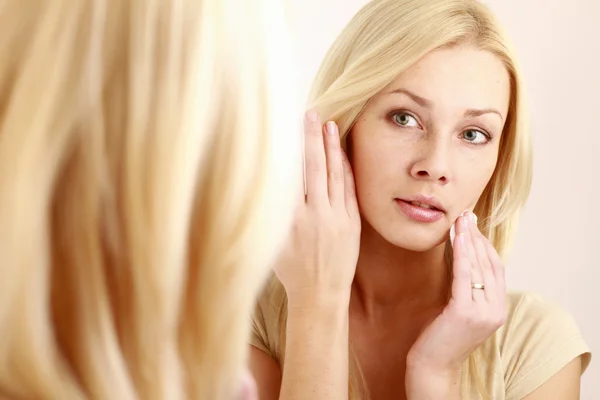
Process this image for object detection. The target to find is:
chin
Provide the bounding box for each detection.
[364,215,450,252]
[387,230,447,252]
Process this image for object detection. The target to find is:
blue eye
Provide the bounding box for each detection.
[462,129,490,145]
[393,112,419,128]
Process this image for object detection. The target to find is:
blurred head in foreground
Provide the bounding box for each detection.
[0,0,302,399]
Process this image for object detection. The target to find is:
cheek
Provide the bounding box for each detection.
[457,154,498,198]
[348,120,420,197]
[350,139,408,204]
[351,147,381,199]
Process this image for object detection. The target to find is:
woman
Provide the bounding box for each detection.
[249,0,591,399]
[0,0,301,399]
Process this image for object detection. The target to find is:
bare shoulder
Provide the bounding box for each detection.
[249,345,282,400]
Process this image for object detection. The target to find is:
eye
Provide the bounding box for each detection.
[392,112,420,128]
[462,129,490,145]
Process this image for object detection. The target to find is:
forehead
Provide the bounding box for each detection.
[380,45,511,118]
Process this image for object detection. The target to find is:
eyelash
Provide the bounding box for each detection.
[388,110,493,146]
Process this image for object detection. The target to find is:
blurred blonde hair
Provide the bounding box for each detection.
[266,0,532,398]
[0,0,301,399]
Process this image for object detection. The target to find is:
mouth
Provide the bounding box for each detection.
[397,194,446,212]
[394,196,446,223]
[406,200,441,211]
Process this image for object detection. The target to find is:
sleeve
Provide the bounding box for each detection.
[249,276,284,357]
[502,292,592,400]
[250,292,271,354]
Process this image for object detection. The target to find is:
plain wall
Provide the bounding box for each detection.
[287,0,600,398]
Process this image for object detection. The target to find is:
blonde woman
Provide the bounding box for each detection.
[250,0,592,399]
[0,0,302,399]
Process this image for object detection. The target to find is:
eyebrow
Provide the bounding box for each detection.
[463,108,503,120]
[390,88,431,107]
[389,88,504,120]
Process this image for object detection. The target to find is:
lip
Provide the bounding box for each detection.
[398,194,446,212]
[394,194,446,223]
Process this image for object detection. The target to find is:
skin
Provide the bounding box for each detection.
[349,45,509,398]
[250,45,583,399]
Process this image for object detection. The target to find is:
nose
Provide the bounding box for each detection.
[409,138,450,185]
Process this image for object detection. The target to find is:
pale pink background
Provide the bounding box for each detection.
[287,0,600,397]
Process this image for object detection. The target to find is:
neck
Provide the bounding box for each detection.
[351,222,450,321]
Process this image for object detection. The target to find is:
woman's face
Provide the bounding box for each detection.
[349,45,510,251]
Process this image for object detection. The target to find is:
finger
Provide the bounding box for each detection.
[460,214,485,302]
[456,214,476,266]
[324,121,345,207]
[303,110,328,205]
[484,239,506,305]
[469,218,496,303]
[341,150,359,219]
[451,229,472,304]
[454,211,469,236]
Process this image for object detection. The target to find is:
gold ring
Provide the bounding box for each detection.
[471,283,485,290]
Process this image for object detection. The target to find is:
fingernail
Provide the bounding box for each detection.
[460,212,469,229]
[450,223,456,247]
[305,109,318,122]
[470,212,478,225]
[326,121,337,135]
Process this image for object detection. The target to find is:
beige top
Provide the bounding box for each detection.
[250,277,592,399]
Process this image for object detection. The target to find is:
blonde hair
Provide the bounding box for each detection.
[267,0,532,398]
[0,0,301,399]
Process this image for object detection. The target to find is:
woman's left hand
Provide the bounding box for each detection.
[405,211,507,397]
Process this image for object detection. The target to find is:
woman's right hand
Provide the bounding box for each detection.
[273,110,361,305]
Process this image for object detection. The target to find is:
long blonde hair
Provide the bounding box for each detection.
[268,0,532,398]
[0,0,301,399]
